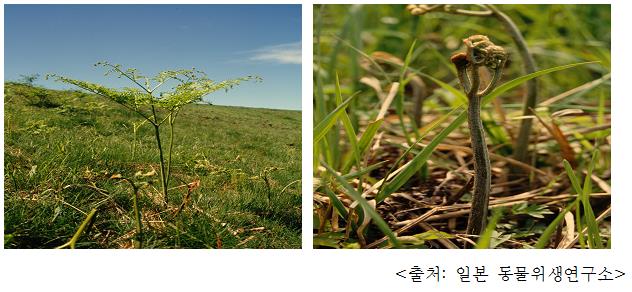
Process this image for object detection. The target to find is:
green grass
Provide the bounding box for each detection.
[4,82,301,248]
[313,4,610,249]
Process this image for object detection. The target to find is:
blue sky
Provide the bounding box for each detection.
[4,4,301,110]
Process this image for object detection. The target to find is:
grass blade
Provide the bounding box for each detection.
[334,34,391,83]
[342,161,387,180]
[342,119,383,172]
[534,199,579,248]
[56,208,97,249]
[335,73,363,186]
[582,150,603,248]
[322,161,400,248]
[563,159,586,247]
[323,187,349,218]
[394,42,418,143]
[476,208,504,249]
[563,160,584,195]
[399,40,416,83]
[483,61,600,103]
[404,66,467,104]
[313,91,360,144]
[576,201,585,248]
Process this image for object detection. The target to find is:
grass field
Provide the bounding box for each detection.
[4,82,301,248]
[313,4,610,249]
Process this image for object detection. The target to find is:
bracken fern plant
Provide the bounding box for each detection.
[407,4,539,178]
[451,35,508,241]
[48,62,260,204]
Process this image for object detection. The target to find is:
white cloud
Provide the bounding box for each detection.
[249,42,301,65]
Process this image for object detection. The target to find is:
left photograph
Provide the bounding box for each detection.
[4,4,302,248]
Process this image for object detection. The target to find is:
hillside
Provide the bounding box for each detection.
[4,82,301,248]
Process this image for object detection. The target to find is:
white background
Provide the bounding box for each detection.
[1,0,629,291]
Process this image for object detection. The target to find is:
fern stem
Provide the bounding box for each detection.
[465,67,490,236]
[151,105,169,204]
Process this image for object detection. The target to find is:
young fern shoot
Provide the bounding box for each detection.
[49,62,260,204]
[450,35,507,238]
[408,4,538,174]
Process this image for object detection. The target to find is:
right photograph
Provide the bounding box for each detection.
[313,4,611,249]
